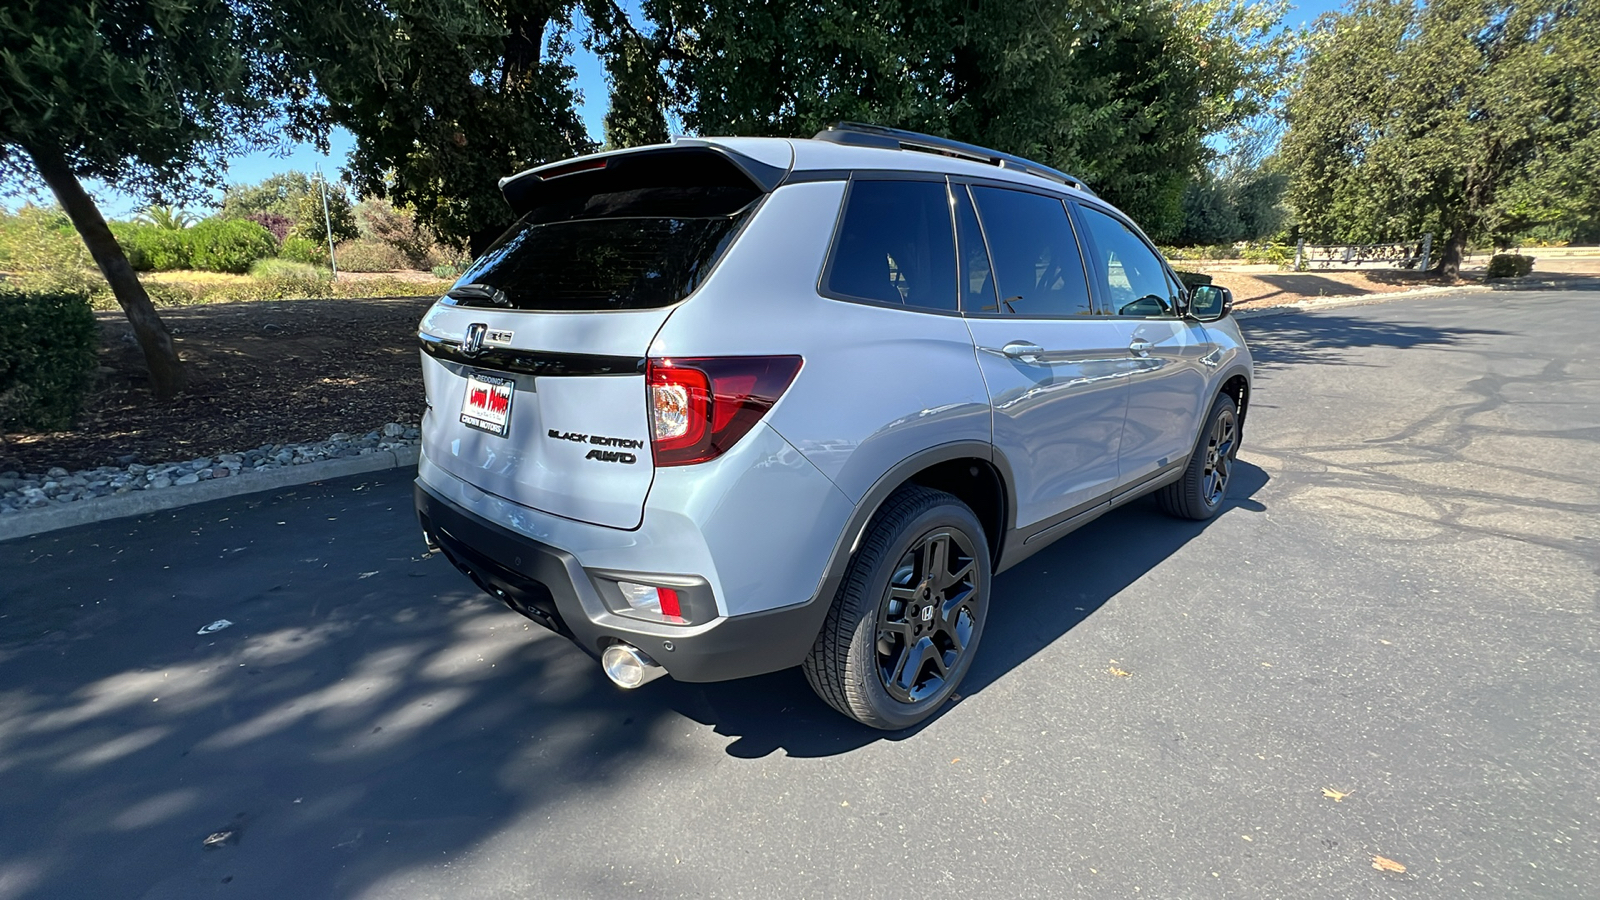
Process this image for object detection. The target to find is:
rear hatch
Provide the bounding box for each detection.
[418,143,788,529]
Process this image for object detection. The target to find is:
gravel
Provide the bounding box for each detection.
[0,424,421,516]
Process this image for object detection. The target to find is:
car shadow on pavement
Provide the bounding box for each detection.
[661,460,1271,759]
[1242,310,1504,369]
[0,465,1266,897]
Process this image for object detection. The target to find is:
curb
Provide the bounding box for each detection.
[0,445,420,543]
[1233,283,1490,320]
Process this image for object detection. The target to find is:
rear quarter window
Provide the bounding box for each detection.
[823,180,959,313]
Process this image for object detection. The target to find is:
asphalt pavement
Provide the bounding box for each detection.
[1,288,1596,899]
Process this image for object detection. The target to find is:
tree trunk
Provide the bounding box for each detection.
[1432,224,1469,280]
[24,144,187,398]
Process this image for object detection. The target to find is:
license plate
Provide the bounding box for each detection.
[459,372,515,437]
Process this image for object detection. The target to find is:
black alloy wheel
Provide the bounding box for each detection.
[875,528,982,704]
[805,486,992,730]
[1159,393,1242,521]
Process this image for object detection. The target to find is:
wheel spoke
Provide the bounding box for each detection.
[936,559,974,592]
[925,534,949,583]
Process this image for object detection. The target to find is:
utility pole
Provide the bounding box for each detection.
[317,164,338,278]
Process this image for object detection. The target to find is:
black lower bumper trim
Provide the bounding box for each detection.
[414,481,832,682]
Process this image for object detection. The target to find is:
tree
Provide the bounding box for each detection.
[219,172,318,222]
[289,182,359,247]
[0,0,290,396]
[287,1,597,254]
[1280,0,1600,277]
[134,205,199,231]
[598,0,1292,238]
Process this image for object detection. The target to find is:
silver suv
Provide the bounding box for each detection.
[414,124,1252,729]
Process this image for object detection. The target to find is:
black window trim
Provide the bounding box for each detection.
[1069,199,1190,321]
[954,178,1101,321]
[815,172,967,318]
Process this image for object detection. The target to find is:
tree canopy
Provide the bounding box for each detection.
[595,0,1292,238]
[1280,0,1600,275]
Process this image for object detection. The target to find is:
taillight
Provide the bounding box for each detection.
[647,356,803,466]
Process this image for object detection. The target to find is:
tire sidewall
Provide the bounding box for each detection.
[846,501,992,730]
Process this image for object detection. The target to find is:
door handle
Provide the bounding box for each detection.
[1128,339,1153,358]
[1001,341,1046,364]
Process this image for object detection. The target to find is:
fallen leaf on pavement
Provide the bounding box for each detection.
[202,830,235,848]
[1108,667,1132,677]
[1371,855,1406,873]
[1322,787,1351,802]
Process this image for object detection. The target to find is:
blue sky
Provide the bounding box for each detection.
[10,0,1349,219]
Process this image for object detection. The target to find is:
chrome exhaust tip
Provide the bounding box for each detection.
[601,643,667,690]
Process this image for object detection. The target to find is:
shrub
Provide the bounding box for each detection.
[249,258,332,280]
[244,211,294,243]
[356,198,440,267]
[2,205,97,291]
[431,264,459,280]
[335,238,407,273]
[1486,253,1534,279]
[0,287,99,432]
[115,223,192,271]
[187,219,277,274]
[278,235,325,264]
[1173,270,1214,292]
[1241,241,1295,268]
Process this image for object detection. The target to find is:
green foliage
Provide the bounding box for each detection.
[355,199,440,268]
[431,264,460,280]
[615,0,1293,238]
[113,223,192,272]
[248,259,332,280]
[1485,254,1535,279]
[0,286,98,432]
[291,3,595,250]
[219,173,317,222]
[0,205,96,290]
[186,219,277,274]
[1179,176,1245,246]
[1280,0,1600,272]
[335,239,408,273]
[89,274,454,308]
[1241,241,1295,267]
[290,183,359,247]
[134,205,198,230]
[278,236,326,265]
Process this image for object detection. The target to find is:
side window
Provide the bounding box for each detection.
[1076,205,1179,317]
[953,185,998,313]
[969,186,1093,317]
[825,180,958,312]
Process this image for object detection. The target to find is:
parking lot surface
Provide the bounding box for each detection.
[1,288,1596,899]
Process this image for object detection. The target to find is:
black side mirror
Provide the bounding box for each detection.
[1189,285,1233,321]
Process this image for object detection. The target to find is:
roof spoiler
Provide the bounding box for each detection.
[499,141,790,216]
[814,122,1094,194]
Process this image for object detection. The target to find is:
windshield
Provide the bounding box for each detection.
[446,185,759,312]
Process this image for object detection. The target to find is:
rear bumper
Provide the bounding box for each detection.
[415,480,828,682]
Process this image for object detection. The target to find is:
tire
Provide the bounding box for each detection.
[804,486,991,730]
[1158,393,1241,521]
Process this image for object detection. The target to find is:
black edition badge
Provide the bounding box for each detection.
[549,429,643,464]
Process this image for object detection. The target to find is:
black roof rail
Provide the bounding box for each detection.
[814,122,1093,194]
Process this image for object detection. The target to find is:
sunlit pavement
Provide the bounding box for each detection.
[2,288,1596,899]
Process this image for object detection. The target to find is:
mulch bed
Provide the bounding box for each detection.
[1,296,435,473]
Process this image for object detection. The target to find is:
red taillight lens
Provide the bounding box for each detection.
[647,356,803,466]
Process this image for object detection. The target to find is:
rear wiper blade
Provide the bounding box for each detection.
[447,283,510,307]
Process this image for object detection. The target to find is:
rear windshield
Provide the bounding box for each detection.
[445,185,759,312]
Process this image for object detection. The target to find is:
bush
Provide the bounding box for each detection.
[278,235,325,264]
[0,287,99,432]
[1241,241,1295,268]
[187,219,277,274]
[114,223,192,271]
[244,211,294,243]
[1173,270,1214,292]
[249,258,332,280]
[431,264,459,280]
[335,239,407,273]
[1486,253,1535,279]
[1,206,98,292]
[356,198,441,267]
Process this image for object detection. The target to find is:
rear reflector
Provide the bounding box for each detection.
[618,582,683,620]
[647,356,803,466]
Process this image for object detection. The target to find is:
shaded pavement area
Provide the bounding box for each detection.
[2,288,1597,898]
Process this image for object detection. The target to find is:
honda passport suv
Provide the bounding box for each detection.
[414,124,1252,729]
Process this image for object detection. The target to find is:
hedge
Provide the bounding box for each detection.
[112,219,276,274]
[0,287,99,432]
